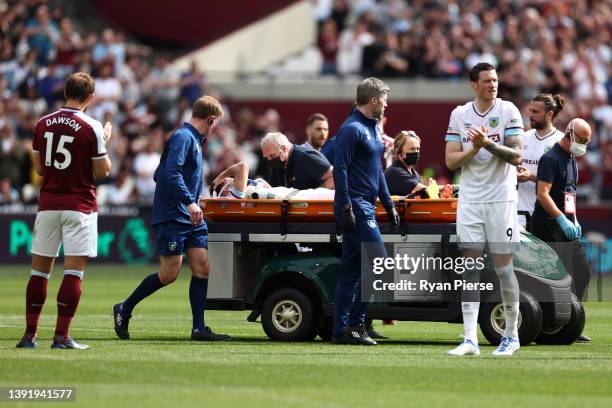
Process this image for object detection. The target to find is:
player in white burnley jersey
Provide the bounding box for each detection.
[517,94,565,227]
[444,63,524,356]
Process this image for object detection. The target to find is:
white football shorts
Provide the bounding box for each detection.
[457,201,520,254]
[31,210,98,257]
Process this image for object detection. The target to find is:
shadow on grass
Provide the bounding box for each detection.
[97,336,462,347]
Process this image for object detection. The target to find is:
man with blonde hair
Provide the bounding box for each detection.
[113,95,230,342]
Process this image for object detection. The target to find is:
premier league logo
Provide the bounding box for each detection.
[488,117,499,128]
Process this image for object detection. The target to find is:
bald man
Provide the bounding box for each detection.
[532,118,592,342]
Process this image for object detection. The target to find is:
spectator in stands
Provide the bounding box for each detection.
[318,19,340,75]
[90,63,122,121]
[180,61,207,105]
[19,85,47,119]
[54,17,82,77]
[338,20,374,75]
[0,39,19,90]
[0,120,26,187]
[25,4,59,65]
[0,176,19,203]
[373,31,409,78]
[133,131,162,204]
[36,64,64,107]
[117,55,142,104]
[92,29,115,65]
[330,0,350,33]
[100,167,135,205]
[144,55,180,125]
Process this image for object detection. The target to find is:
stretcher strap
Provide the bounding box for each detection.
[333,221,342,242]
[441,231,450,258]
[397,198,409,236]
[280,199,289,237]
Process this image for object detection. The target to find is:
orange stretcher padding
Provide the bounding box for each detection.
[202,198,457,223]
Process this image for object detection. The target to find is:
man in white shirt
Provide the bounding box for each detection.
[444,63,524,356]
[517,94,566,228]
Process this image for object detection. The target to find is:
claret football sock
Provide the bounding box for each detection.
[55,271,83,339]
[189,277,208,332]
[122,272,164,316]
[25,270,50,336]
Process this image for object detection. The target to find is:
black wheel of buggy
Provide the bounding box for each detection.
[535,294,585,345]
[479,291,543,345]
[261,288,318,341]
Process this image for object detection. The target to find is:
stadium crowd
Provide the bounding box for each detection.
[317,0,611,199]
[0,0,610,205]
[0,0,277,205]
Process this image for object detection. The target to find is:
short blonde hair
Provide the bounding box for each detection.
[192,95,223,119]
[393,130,420,157]
[260,132,291,149]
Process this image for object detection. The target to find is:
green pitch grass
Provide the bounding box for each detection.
[1,265,612,408]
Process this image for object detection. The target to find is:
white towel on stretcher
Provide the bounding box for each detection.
[245,186,335,200]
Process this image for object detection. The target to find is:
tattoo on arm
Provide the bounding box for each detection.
[483,135,522,164]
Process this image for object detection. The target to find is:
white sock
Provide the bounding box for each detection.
[461,301,480,344]
[460,267,480,344]
[496,263,520,340]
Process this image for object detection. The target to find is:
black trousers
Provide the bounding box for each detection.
[531,217,591,301]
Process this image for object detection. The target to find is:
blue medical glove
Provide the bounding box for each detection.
[575,219,582,239]
[555,214,577,241]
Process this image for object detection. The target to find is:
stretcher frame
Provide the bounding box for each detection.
[202,198,458,224]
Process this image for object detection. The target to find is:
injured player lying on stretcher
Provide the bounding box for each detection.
[208,161,336,200]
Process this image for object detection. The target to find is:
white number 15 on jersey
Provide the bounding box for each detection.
[43,132,75,170]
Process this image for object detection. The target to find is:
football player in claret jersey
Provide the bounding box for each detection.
[517,94,565,227]
[444,63,524,356]
[16,72,112,349]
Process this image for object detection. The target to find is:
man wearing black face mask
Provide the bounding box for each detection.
[532,118,593,343]
[261,131,334,189]
[384,130,429,197]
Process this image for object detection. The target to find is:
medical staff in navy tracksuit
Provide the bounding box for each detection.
[331,78,399,345]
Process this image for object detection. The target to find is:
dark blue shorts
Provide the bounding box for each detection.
[153,221,208,256]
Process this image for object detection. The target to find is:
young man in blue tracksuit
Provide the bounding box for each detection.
[113,96,230,341]
[332,77,399,345]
